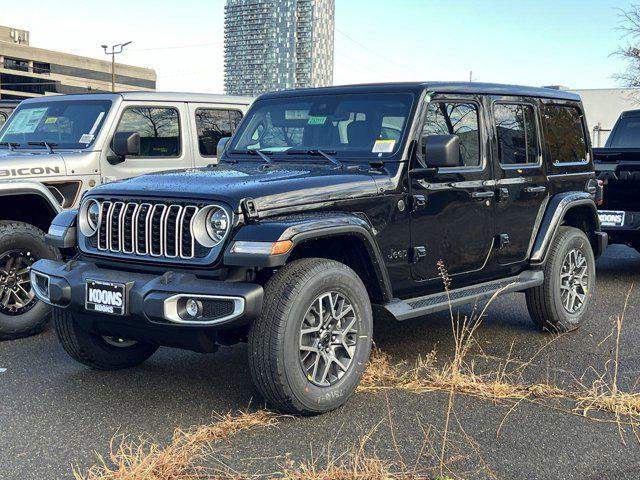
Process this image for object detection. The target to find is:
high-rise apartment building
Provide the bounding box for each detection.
[224,0,334,96]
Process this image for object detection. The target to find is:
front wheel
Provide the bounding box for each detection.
[0,222,59,340]
[526,226,595,333]
[248,258,373,415]
[53,308,158,370]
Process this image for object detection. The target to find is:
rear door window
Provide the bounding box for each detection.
[542,105,588,164]
[115,107,180,158]
[494,103,539,165]
[195,108,243,156]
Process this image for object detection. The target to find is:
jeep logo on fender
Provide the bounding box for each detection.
[0,166,61,178]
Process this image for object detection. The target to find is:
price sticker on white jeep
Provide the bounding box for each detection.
[85,280,126,316]
[598,210,626,227]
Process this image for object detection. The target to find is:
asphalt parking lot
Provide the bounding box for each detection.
[2,245,640,479]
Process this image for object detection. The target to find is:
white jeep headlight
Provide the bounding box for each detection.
[79,199,101,237]
[193,205,231,248]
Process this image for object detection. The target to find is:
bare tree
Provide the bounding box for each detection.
[613,5,640,87]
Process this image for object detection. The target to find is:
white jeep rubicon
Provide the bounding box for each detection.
[0,92,252,339]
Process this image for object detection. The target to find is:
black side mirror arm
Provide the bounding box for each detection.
[106,154,126,165]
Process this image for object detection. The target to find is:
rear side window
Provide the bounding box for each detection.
[422,102,481,168]
[115,107,180,158]
[195,109,243,156]
[607,117,640,148]
[542,105,587,164]
[0,112,6,128]
[494,103,539,165]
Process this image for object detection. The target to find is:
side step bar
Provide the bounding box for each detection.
[382,271,544,321]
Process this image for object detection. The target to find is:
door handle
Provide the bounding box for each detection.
[524,185,547,194]
[470,190,495,200]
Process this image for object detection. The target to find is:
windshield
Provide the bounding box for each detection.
[0,99,112,149]
[228,93,414,160]
[607,116,640,148]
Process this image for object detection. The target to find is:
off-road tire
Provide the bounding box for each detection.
[0,221,59,341]
[53,308,158,370]
[526,226,595,333]
[248,258,373,415]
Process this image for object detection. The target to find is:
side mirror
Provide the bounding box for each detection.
[217,137,231,160]
[110,131,141,164]
[422,134,461,168]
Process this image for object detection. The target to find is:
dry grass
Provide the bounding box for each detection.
[76,273,640,480]
[359,277,640,429]
[574,284,640,422]
[74,410,279,480]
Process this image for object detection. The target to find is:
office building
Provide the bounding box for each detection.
[0,25,156,100]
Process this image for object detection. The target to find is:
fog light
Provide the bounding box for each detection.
[30,270,50,303]
[185,298,201,318]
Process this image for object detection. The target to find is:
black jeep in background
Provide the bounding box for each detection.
[594,109,640,250]
[31,82,606,414]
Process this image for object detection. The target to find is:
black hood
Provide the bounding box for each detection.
[90,162,384,213]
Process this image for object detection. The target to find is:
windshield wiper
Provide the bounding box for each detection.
[244,149,273,164]
[27,141,57,153]
[286,149,342,168]
[0,142,20,151]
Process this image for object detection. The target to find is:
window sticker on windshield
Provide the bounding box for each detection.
[5,108,48,134]
[372,139,396,153]
[308,116,327,125]
[44,117,58,124]
[79,134,94,144]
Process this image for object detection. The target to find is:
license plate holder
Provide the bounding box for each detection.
[85,280,127,316]
[598,210,626,228]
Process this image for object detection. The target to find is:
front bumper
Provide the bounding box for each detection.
[30,259,263,352]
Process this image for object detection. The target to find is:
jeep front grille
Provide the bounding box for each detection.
[95,200,200,260]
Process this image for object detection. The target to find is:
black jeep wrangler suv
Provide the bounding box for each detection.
[31,82,606,414]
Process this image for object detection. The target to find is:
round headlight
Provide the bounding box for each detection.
[79,199,101,237]
[87,202,100,230]
[193,205,231,248]
[206,208,229,245]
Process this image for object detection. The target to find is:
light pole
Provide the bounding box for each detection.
[101,41,132,92]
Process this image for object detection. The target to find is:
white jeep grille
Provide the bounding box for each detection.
[93,200,200,260]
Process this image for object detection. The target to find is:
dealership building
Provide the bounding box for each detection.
[0,25,156,100]
[224,0,335,96]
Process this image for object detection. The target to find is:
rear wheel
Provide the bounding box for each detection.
[53,308,158,370]
[526,226,595,333]
[0,222,59,340]
[248,258,373,415]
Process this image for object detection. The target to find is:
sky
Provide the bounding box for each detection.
[0,0,635,93]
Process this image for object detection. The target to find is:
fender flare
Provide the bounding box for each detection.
[224,212,393,301]
[530,192,600,263]
[0,181,62,215]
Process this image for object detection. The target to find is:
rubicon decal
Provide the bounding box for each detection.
[0,166,61,178]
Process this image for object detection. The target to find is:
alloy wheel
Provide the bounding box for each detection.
[0,250,38,316]
[102,336,138,348]
[298,291,358,387]
[560,248,589,314]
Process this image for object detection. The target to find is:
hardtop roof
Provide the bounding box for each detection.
[258,81,582,102]
[19,91,254,105]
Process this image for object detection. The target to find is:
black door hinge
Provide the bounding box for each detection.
[410,246,427,263]
[496,234,510,250]
[410,195,426,212]
[241,198,259,221]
